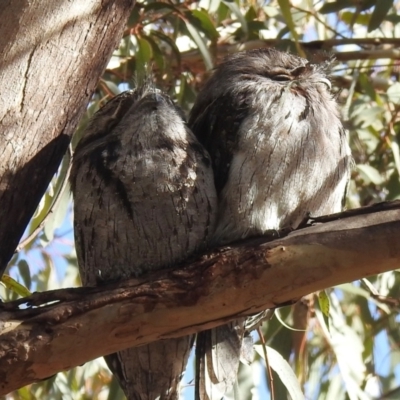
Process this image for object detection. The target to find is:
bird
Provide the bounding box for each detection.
[188,47,352,399]
[70,80,218,400]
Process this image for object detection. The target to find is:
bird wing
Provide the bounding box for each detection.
[196,322,246,400]
[189,91,250,194]
[105,337,193,400]
[190,86,252,399]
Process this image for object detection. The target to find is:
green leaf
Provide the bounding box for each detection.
[108,375,126,400]
[247,21,268,33]
[316,292,369,399]
[30,187,52,232]
[356,164,384,185]
[255,345,305,400]
[231,362,255,400]
[143,2,178,13]
[389,138,400,181]
[127,3,141,26]
[277,25,290,39]
[359,0,378,12]
[352,105,383,129]
[385,13,400,23]
[208,0,221,14]
[264,5,280,17]
[387,82,400,105]
[41,151,72,243]
[318,290,330,331]
[277,0,303,54]
[320,0,349,14]
[191,9,220,41]
[43,183,71,242]
[144,35,165,71]
[177,74,197,109]
[358,73,376,101]
[278,0,296,34]
[184,20,213,70]
[244,5,257,21]
[275,308,306,332]
[386,168,400,201]
[222,0,248,35]
[341,10,370,26]
[1,274,32,297]
[151,30,181,66]
[17,259,32,290]
[136,36,153,75]
[368,0,394,32]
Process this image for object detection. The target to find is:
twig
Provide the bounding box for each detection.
[257,326,274,400]
[15,147,73,253]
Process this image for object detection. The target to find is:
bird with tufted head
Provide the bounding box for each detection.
[71,79,218,400]
[189,47,352,399]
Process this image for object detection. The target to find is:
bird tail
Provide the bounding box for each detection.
[195,322,245,400]
[105,336,193,400]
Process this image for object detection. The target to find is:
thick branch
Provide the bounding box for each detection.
[1,204,400,394]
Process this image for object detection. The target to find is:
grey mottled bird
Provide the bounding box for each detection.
[189,48,352,399]
[70,81,217,400]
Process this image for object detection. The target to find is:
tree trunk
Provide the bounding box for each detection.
[0,0,135,276]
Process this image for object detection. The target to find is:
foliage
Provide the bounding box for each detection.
[2,0,400,399]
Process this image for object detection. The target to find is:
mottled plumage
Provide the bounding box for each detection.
[71,82,217,400]
[189,48,352,399]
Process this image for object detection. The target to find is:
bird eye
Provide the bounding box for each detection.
[274,74,291,82]
[318,78,332,90]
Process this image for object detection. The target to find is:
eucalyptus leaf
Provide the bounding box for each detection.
[17,259,32,289]
[1,274,31,297]
[368,0,394,32]
[356,164,384,185]
[255,345,305,400]
[387,82,400,105]
[191,9,220,41]
[318,290,331,332]
[222,0,248,35]
[184,21,213,70]
[151,30,181,66]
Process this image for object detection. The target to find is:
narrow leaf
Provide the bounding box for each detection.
[320,0,349,14]
[255,345,305,400]
[356,164,384,185]
[391,139,400,176]
[387,82,400,105]
[368,0,394,32]
[18,259,32,289]
[277,0,303,56]
[144,35,165,70]
[318,290,330,331]
[191,9,219,41]
[151,30,181,66]
[184,21,213,70]
[1,274,32,297]
[136,36,152,74]
[222,0,248,35]
[143,2,178,13]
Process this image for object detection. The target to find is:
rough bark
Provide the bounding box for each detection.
[0,0,135,276]
[1,203,400,395]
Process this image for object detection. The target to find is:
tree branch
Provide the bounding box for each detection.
[1,202,400,395]
[178,38,400,75]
